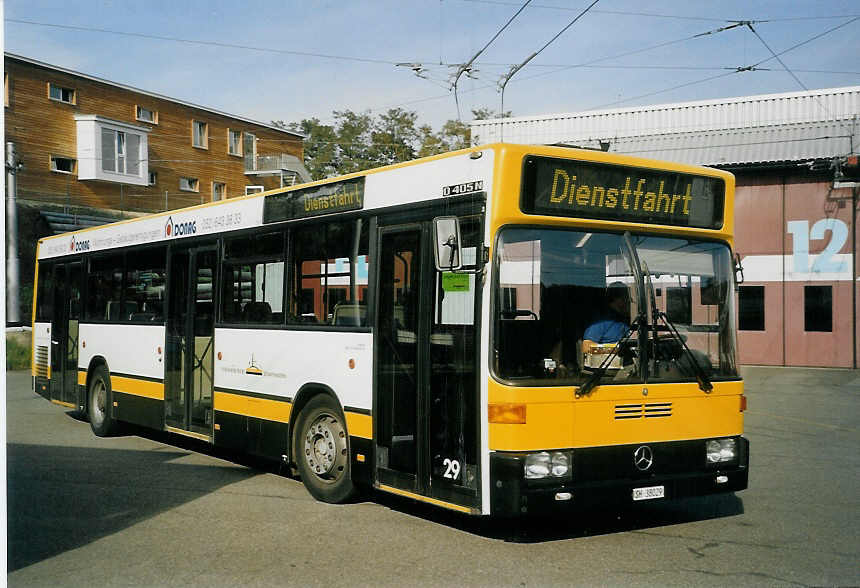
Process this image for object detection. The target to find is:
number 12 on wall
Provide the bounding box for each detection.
[786,219,849,273]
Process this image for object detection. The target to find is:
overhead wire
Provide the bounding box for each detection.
[748,16,860,69]
[5,18,410,65]
[513,15,860,113]
[588,16,860,111]
[497,0,601,138]
[366,23,747,113]
[457,1,860,23]
[450,0,532,120]
[744,20,859,133]
[458,1,726,21]
[9,12,859,135]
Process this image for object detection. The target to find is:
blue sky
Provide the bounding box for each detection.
[4,1,860,130]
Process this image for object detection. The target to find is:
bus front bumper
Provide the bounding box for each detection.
[490,437,749,516]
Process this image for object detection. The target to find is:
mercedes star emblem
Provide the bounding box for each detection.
[634,445,654,471]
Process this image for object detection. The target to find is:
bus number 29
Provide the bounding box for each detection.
[442,458,461,480]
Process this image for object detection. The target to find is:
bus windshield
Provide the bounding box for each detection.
[493,228,738,387]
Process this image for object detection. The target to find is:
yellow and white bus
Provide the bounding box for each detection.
[32,143,748,515]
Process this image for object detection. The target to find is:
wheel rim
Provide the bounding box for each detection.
[303,412,347,482]
[90,379,106,427]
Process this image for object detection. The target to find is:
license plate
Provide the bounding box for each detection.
[632,485,665,501]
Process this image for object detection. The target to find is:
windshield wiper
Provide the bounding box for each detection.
[654,310,713,392]
[641,261,661,379]
[576,315,642,399]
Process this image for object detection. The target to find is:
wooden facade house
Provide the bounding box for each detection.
[4,53,306,214]
[4,52,307,324]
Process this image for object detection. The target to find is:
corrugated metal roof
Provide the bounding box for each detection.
[470,86,860,164]
[561,120,859,166]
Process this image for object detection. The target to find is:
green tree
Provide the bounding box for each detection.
[278,106,510,180]
[275,118,339,180]
[332,109,374,175]
[369,108,420,166]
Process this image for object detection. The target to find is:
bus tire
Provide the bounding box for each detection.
[88,365,117,437]
[294,395,356,503]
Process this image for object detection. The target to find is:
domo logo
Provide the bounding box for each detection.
[70,236,90,252]
[165,216,197,238]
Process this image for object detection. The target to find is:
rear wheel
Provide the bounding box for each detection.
[88,365,117,437]
[294,395,356,503]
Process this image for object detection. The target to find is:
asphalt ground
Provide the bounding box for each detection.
[5,366,860,587]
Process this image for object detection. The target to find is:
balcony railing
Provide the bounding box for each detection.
[245,154,297,172]
[245,153,311,185]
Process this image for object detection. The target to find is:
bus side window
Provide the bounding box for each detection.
[288,219,368,327]
[87,255,124,322]
[125,246,166,322]
[35,262,55,321]
[221,231,285,325]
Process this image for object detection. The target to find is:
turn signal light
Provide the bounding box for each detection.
[740,395,747,412]
[489,403,526,424]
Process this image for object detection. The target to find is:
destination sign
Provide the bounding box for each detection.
[520,156,724,229]
[264,177,364,223]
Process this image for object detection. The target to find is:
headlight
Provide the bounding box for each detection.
[706,438,737,464]
[524,451,572,479]
[551,452,570,477]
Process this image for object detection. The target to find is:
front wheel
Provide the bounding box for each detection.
[294,395,356,503]
[88,365,117,437]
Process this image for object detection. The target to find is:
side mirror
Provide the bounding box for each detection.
[433,216,462,271]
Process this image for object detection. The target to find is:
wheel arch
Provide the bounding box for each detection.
[288,382,346,463]
[84,356,110,414]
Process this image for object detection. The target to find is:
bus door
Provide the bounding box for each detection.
[375,220,480,510]
[49,261,82,408]
[165,245,217,437]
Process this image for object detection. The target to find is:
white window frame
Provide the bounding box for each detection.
[148,171,158,186]
[135,105,158,124]
[48,83,75,104]
[101,128,141,176]
[244,132,257,170]
[245,185,264,195]
[228,129,242,156]
[74,115,149,186]
[212,181,227,201]
[50,155,76,174]
[192,120,208,149]
[180,177,199,192]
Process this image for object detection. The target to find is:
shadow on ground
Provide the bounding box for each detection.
[370,489,744,543]
[8,402,745,571]
[6,441,260,572]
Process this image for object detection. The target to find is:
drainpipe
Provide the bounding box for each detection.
[853,184,857,369]
[6,141,21,325]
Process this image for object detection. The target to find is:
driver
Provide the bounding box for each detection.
[583,282,631,344]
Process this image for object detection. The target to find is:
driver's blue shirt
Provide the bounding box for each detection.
[583,319,628,343]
